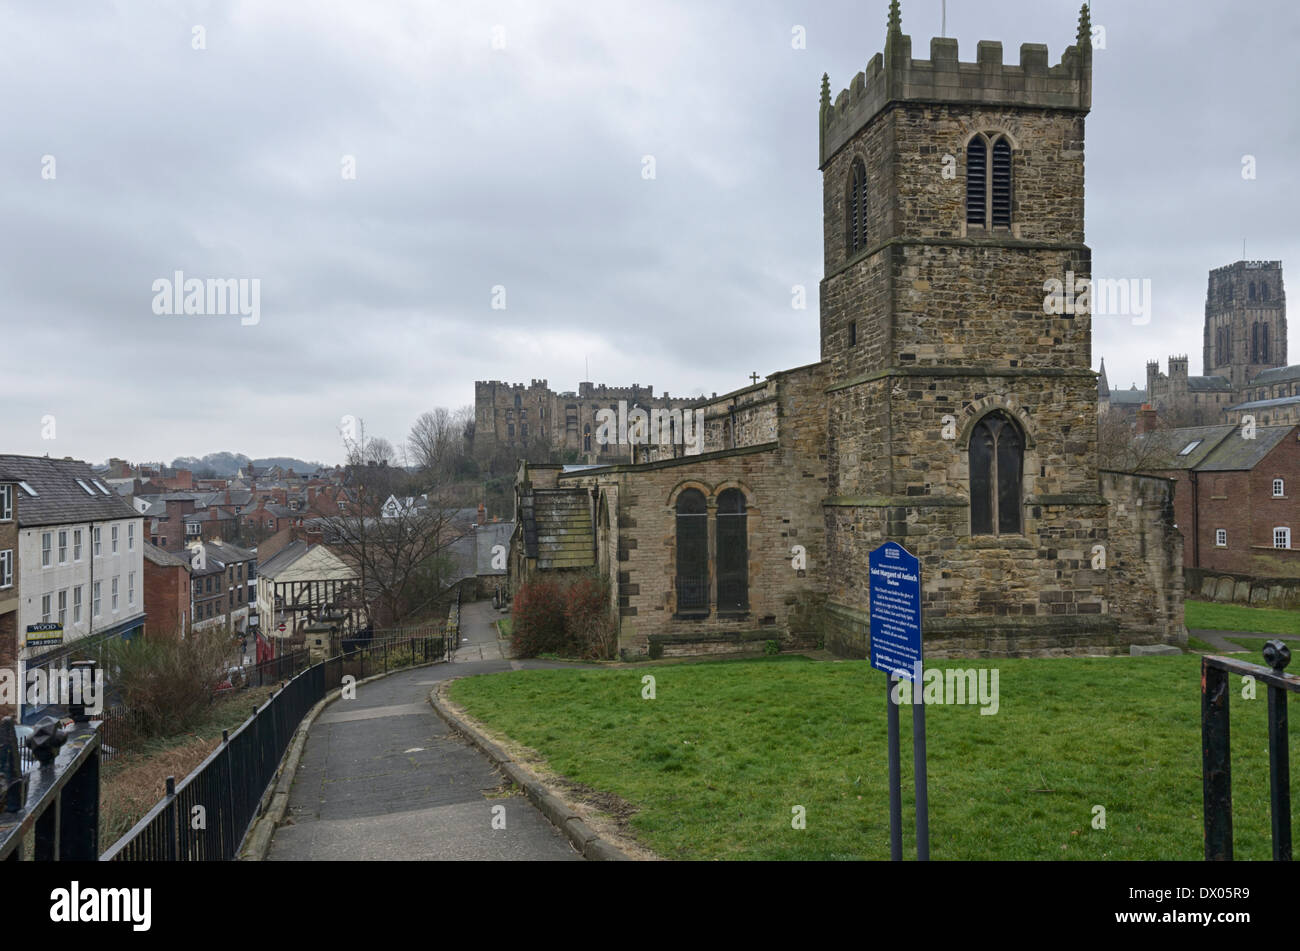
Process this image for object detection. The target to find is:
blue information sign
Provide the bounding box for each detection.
[869,542,922,680]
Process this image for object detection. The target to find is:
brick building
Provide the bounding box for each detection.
[509,4,1186,660]
[142,541,191,637]
[1139,424,1300,579]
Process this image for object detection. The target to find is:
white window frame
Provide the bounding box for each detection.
[92,581,101,618]
[1273,479,1285,498]
[112,524,119,554]
[128,523,135,551]
[1275,527,1292,550]
[58,589,67,625]
[73,529,82,561]
[41,593,51,623]
[112,576,119,612]
[42,532,52,567]
[128,571,136,606]
[58,529,68,564]
[94,526,102,557]
[73,585,82,623]
[1215,529,1227,547]
[0,484,11,521]
[0,549,11,589]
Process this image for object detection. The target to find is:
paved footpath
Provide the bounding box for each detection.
[266,601,580,860]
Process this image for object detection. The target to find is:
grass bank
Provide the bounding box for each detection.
[448,655,1294,860]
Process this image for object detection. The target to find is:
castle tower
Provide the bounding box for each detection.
[1203,260,1286,392]
[819,3,1107,653]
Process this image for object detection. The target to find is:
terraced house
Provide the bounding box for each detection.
[0,454,146,722]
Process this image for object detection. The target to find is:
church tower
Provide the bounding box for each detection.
[1203,260,1286,393]
[819,3,1111,654]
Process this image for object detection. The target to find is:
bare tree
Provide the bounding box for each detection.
[409,406,475,479]
[325,420,472,627]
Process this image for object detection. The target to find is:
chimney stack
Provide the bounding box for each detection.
[1136,404,1158,435]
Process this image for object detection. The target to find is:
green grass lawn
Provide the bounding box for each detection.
[448,655,1296,860]
[1185,599,1300,636]
[496,617,512,638]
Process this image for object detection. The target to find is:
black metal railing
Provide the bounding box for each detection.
[1,724,102,861]
[1202,639,1298,860]
[101,635,448,862]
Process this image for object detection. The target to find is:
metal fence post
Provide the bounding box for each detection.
[163,775,177,862]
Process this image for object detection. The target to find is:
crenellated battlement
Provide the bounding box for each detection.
[819,1,1092,167]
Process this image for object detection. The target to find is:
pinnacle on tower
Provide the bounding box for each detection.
[820,72,830,112]
[888,0,902,36]
[1077,3,1091,49]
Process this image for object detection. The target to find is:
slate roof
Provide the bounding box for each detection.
[143,540,189,569]
[1187,375,1233,392]
[205,540,256,563]
[1227,394,1300,411]
[1198,425,1295,471]
[1109,386,1148,406]
[521,489,594,569]
[475,521,515,575]
[256,540,311,579]
[1137,424,1297,472]
[1251,364,1300,386]
[0,455,141,528]
[1135,425,1236,470]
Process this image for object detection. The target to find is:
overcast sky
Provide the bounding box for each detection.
[1,0,1296,467]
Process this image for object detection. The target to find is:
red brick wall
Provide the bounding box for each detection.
[1154,426,1300,578]
[143,559,189,639]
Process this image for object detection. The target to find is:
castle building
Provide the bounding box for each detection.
[509,4,1185,659]
[473,379,681,465]
[1103,260,1296,426]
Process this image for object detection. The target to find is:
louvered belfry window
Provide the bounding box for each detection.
[715,489,749,612]
[967,134,1012,228]
[965,136,987,225]
[847,158,868,255]
[970,412,1024,536]
[991,137,1012,226]
[675,489,709,612]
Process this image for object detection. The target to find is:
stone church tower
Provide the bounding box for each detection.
[1202,260,1287,393]
[818,3,1125,652]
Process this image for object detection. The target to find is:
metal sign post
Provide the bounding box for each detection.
[870,541,929,860]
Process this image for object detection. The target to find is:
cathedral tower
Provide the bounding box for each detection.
[1203,260,1286,392]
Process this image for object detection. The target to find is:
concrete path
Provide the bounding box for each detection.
[1190,628,1289,654]
[266,601,578,860]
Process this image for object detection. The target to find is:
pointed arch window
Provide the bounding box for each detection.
[1252,323,1260,363]
[969,412,1024,536]
[966,134,1013,228]
[675,489,709,613]
[716,489,749,613]
[1262,324,1270,363]
[847,158,868,255]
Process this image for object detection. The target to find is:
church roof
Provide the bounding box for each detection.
[1227,394,1300,411]
[1186,375,1233,392]
[1251,364,1300,385]
[1096,359,1110,397]
[1109,386,1148,406]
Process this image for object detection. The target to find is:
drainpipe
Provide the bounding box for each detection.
[1189,470,1200,569]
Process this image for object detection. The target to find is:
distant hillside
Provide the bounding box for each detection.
[170,453,322,477]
